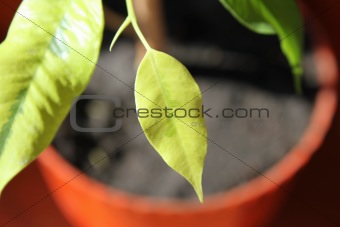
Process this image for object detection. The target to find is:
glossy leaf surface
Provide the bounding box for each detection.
[0,0,104,193]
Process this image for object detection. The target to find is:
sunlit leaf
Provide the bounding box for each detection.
[135,49,207,202]
[220,0,304,93]
[0,0,104,194]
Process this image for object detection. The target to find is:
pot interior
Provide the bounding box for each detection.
[53,0,320,201]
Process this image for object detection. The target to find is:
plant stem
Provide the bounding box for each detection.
[110,17,131,51]
[126,0,151,51]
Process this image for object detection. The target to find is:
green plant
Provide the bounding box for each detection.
[0,0,303,202]
[220,0,303,93]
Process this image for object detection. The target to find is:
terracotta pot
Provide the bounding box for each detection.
[0,0,339,226]
[0,0,21,42]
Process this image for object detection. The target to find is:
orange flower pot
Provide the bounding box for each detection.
[0,0,21,42]
[1,0,340,226]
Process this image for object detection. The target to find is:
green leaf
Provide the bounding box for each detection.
[220,0,304,93]
[0,0,104,194]
[135,49,207,202]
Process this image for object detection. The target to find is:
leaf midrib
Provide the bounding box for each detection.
[0,90,27,157]
[148,50,196,179]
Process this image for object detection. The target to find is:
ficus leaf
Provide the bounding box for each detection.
[220,0,304,93]
[0,0,104,194]
[135,49,207,202]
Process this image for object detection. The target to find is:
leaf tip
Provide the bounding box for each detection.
[292,65,303,95]
[191,176,204,203]
[197,188,204,203]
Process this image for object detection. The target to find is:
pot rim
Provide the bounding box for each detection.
[38,2,338,215]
